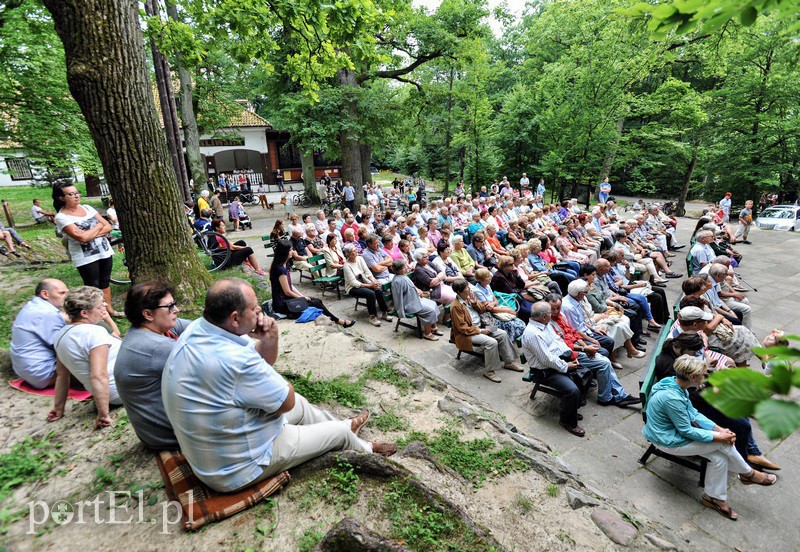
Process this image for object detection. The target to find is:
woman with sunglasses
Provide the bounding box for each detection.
[115,281,190,450]
[52,183,119,316]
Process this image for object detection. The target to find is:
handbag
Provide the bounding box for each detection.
[712,323,734,342]
[285,297,309,314]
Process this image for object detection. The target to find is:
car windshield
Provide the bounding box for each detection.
[759,208,795,219]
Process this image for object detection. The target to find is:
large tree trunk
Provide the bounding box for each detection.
[443,66,455,197]
[44,0,212,299]
[597,116,625,184]
[360,143,373,186]
[165,0,205,195]
[337,67,364,208]
[300,147,318,201]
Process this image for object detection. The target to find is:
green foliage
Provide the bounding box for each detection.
[399,428,528,488]
[0,433,62,501]
[702,335,800,439]
[546,483,560,497]
[299,458,360,510]
[371,409,410,432]
[364,361,410,392]
[283,371,366,408]
[383,480,457,551]
[514,493,533,513]
[297,526,326,552]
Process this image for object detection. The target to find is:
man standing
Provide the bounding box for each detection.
[343,181,356,212]
[10,279,69,388]
[719,192,732,223]
[519,173,530,192]
[163,279,395,493]
[536,178,546,199]
[598,177,611,204]
[210,189,225,220]
[733,200,753,244]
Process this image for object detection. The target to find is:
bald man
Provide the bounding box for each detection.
[10,279,69,388]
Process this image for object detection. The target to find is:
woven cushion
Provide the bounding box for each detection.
[155,450,291,531]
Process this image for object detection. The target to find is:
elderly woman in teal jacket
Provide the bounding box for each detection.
[643,355,776,520]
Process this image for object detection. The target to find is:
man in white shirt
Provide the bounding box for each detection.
[719,192,732,222]
[10,279,69,388]
[31,199,56,224]
[519,173,530,189]
[690,230,716,274]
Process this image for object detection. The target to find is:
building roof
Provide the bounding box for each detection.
[153,84,273,130]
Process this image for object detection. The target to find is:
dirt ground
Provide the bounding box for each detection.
[0,319,679,551]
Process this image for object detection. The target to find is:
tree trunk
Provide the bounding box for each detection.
[597,116,624,184]
[165,0,205,196]
[337,68,364,208]
[144,0,191,205]
[360,143,373,185]
[300,147,318,201]
[443,66,455,196]
[678,137,701,211]
[44,0,212,299]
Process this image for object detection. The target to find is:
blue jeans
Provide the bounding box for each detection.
[626,293,654,323]
[598,192,609,204]
[577,352,627,402]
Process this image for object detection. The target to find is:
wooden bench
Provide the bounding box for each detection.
[638,320,708,487]
[308,256,342,299]
[522,369,572,401]
[395,313,424,338]
[260,236,275,258]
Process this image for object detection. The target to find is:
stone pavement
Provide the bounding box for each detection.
[240,207,800,551]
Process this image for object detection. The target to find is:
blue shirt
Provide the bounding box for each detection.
[362,247,391,279]
[642,377,715,448]
[561,295,588,333]
[162,318,290,492]
[343,185,355,201]
[10,297,65,388]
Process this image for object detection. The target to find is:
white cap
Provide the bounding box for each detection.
[679,306,713,322]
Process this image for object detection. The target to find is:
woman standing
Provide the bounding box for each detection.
[53,183,118,315]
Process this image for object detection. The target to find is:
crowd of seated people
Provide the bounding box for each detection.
[13,180,786,522]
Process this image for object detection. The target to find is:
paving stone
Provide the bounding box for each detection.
[590,508,639,546]
[644,532,677,550]
[362,342,379,352]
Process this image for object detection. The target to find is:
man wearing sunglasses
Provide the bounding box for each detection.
[115,281,190,450]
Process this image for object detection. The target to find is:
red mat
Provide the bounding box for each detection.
[9,379,92,401]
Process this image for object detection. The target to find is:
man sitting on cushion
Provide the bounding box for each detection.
[162,278,396,493]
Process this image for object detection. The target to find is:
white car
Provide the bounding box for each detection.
[755,204,800,231]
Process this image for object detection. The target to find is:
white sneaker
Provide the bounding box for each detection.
[369,318,382,327]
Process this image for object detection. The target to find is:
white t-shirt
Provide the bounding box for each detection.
[54,324,122,404]
[55,205,113,267]
[106,207,120,230]
[31,205,46,221]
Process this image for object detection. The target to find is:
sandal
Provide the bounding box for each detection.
[350,409,371,435]
[701,494,738,520]
[341,320,356,328]
[431,329,444,336]
[739,470,777,486]
[423,333,439,341]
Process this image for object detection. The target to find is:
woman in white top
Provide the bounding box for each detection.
[49,287,123,429]
[342,244,393,327]
[53,183,118,315]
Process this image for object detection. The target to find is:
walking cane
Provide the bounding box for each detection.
[734,273,758,292]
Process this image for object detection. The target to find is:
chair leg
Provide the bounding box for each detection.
[529,382,540,400]
[394,317,401,333]
[639,444,657,465]
[417,317,423,339]
[698,459,707,488]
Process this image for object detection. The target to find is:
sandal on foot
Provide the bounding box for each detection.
[423,333,439,341]
[431,329,444,336]
[739,470,777,486]
[482,371,501,383]
[350,409,371,435]
[341,320,356,328]
[701,495,738,520]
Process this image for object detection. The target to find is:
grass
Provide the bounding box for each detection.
[546,483,560,497]
[514,493,533,514]
[399,428,528,489]
[0,432,63,502]
[363,360,410,393]
[283,371,367,409]
[297,526,326,552]
[371,408,409,432]
[0,181,104,228]
[383,479,491,552]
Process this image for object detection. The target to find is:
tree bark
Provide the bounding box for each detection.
[44,0,212,299]
[144,0,191,205]
[300,147,318,201]
[598,116,624,183]
[165,0,205,196]
[678,136,701,211]
[337,67,364,208]
[443,66,455,197]
[360,143,373,186]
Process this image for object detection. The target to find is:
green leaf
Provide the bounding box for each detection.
[706,367,771,387]
[754,399,800,440]
[740,6,758,25]
[652,4,677,19]
[769,364,793,395]
[702,371,772,418]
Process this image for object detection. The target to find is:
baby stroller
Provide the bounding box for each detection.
[237,203,253,230]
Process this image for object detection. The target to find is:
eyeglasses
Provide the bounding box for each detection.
[65,192,81,197]
[151,301,178,313]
